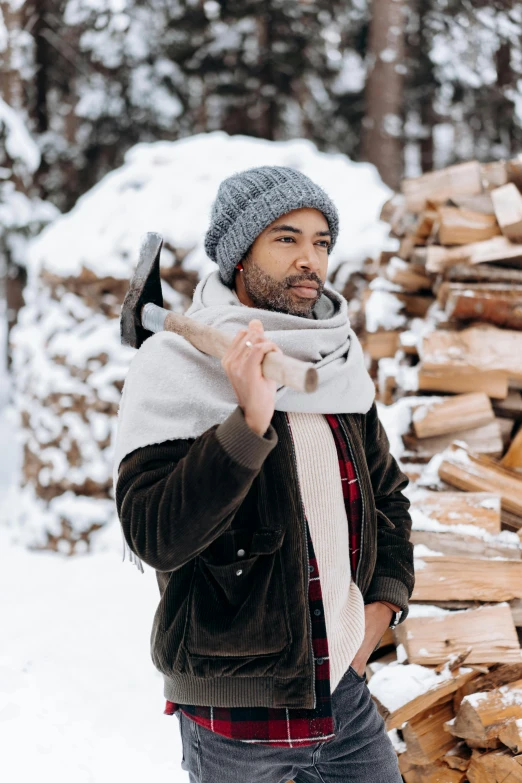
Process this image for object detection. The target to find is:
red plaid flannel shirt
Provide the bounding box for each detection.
[164,413,362,747]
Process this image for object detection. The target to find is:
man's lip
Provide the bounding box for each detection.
[290,282,319,290]
[290,284,319,298]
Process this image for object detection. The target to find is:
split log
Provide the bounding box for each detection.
[411,555,522,602]
[451,193,495,214]
[500,428,522,474]
[402,161,483,213]
[426,236,522,273]
[459,663,522,700]
[410,529,521,560]
[438,443,522,519]
[386,256,434,291]
[394,292,434,318]
[400,755,467,783]
[481,161,510,190]
[442,741,472,771]
[420,325,522,387]
[493,390,522,419]
[361,330,401,360]
[451,679,522,745]
[412,392,494,439]
[403,421,503,460]
[491,183,522,242]
[402,697,456,764]
[417,366,509,399]
[410,489,501,534]
[377,667,479,730]
[394,604,521,665]
[467,749,522,782]
[438,206,500,245]
[444,287,522,330]
[444,261,522,285]
[498,718,522,753]
[437,281,522,308]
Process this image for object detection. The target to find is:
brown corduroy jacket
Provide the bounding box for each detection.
[115,402,414,709]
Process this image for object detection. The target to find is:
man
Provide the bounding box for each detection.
[114,165,414,783]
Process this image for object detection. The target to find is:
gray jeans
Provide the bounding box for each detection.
[175,666,402,783]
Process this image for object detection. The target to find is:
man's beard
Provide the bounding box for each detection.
[241,259,325,316]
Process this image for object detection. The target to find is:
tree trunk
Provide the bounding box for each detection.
[361,0,406,189]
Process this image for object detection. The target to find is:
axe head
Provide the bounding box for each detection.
[121,232,164,349]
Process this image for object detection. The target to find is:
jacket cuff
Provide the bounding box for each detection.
[364,576,410,624]
[216,406,278,471]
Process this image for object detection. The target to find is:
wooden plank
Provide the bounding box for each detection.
[412,393,494,439]
[394,605,521,665]
[402,697,456,764]
[411,556,522,601]
[410,489,501,534]
[402,161,483,213]
[426,236,522,273]
[491,183,522,242]
[438,443,522,518]
[438,206,500,245]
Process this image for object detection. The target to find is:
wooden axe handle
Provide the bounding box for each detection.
[161,310,318,393]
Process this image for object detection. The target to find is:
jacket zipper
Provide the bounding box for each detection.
[284,413,317,710]
[338,417,365,587]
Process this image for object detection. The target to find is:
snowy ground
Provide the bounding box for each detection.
[1,334,184,782]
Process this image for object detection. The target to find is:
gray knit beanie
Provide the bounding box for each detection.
[204,165,340,286]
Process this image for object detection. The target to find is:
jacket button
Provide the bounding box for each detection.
[314,609,321,616]
[316,657,324,665]
[309,565,314,573]
[237,549,246,557]
[236,569,243,576]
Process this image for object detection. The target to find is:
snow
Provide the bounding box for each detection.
[364,290,406,333]
[0,316,182,781]
[410,505,519,548]
[0,97,40,172]
[368,661,466,713]
[0,525,183,783]
[27,131,391,282]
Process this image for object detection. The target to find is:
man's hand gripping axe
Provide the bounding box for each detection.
[120,232,318,393]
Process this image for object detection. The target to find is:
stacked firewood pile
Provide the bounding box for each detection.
[351,159,522,782]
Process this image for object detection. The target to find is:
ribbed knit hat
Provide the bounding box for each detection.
[204,165,340,286]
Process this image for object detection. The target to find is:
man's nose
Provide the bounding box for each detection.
[295,245,321,273]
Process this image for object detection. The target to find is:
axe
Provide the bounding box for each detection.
[120,232,318,393]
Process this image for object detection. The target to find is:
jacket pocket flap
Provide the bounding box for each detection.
[249,528,285,555]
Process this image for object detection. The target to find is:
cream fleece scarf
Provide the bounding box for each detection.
[113,269,375,570]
